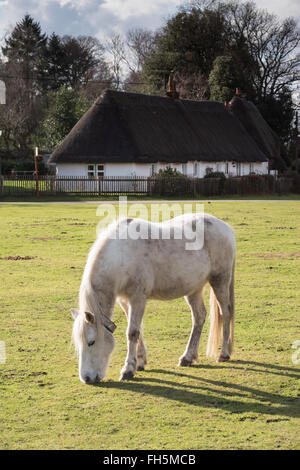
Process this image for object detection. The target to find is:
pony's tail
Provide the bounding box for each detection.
[206,261,235,359]
[206,287,222,359]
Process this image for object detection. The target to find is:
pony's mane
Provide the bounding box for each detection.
[72,315,85,354]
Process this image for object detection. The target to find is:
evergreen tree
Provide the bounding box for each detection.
[208,56,240,102]
[142,8,228,93]
[39,33,66,91]
[2,14,47,83]
[39,86,89,150]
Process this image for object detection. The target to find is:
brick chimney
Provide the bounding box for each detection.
[224,101,230,109]
[166,74,179,100]
[235,87,241,96]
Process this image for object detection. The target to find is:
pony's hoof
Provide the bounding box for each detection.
[119,370,134,381]
[179,357,192,367]
[217,354,230,362]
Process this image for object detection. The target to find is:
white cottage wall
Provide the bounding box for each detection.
[56,160,268,178]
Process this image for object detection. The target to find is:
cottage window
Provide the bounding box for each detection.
[249,163,254,174]
[237,162,241,176]
[225,163,229,174]
[87,164,105,178]
[182,163,187,175]
[151,164,156,176]
[97,164,104,178]
[193,162,198,177]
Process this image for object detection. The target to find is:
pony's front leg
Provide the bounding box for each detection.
[120,295,146,381]
[118,297,147,371]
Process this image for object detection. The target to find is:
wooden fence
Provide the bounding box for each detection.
[0,174,299,197]
[0,176,152,196]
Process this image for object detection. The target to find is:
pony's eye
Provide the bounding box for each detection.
[88,340,95,347]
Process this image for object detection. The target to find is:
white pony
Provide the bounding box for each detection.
[71,213,235,384]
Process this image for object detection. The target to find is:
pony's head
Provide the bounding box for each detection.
[71,309,116,384]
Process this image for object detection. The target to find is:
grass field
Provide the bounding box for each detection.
[0,201,299,450]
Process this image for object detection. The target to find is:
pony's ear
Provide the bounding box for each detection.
[85,311,95,324]
[71,308,79,319]
[101,314,117,334]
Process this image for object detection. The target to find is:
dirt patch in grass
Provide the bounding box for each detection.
[0,255,36,260]
[30,237,61,241]
[272,226,296,230]
[253,252,300,259]
[0,370,47,381]
[67,223,87,226]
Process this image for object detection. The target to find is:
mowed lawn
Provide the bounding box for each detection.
[0,201,299,450]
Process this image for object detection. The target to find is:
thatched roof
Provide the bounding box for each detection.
[49,90,271,165]
[230,96,286,170]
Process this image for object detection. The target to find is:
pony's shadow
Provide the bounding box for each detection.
[98,360,300,419]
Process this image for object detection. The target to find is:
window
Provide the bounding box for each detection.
[225,162,229,175]
[193,162,198,177]
[237,163,241,176]
[97,164,104,178]
[151,164,156,176]
[249,163,254,174]
[182,163,187,175]
[87,164,104,178]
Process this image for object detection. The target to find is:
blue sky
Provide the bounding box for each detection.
[0,0,299,44]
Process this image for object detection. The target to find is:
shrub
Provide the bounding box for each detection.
[204,171,226,179]
[157,166,186,178]
[0,158,48,175]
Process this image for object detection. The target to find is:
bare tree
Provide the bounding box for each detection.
[105,34,127,90]
[78,60,113,103]
[105,29,158,90]
[126,28,157,73]
[227,1,300,100]
[0,61,43,151]
[174,71,209,100]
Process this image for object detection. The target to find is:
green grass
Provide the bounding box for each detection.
[0,201,299,450]
[1,193,300,202]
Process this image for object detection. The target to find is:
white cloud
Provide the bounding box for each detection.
[0,0,298,49]
[257,0,300,20]
[100,0,181,21]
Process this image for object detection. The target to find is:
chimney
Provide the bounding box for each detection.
[235,87,241,96]
[166,74,179,100]
[224,101,230,109]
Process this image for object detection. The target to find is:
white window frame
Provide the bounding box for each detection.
[182,163,187,175]
[237,162,241,176]
[87,164,105,179]
[193,162,198,177]
[225,162,229,175]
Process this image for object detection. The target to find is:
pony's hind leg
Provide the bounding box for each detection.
[118,297,147,371]
[119,294,147,381]
[210,274,233,362]
[179,289,207,367]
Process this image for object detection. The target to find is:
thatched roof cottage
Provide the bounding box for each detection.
[49,88,283,178]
